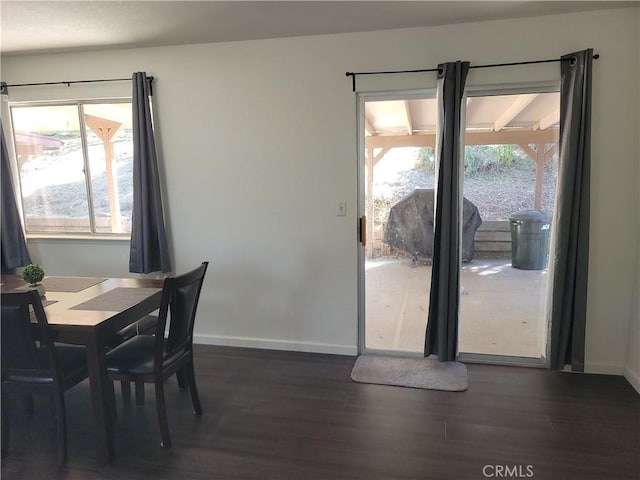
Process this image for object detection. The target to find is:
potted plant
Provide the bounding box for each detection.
[22,263,46,297]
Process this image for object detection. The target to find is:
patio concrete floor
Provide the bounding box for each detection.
[365,257,549,358]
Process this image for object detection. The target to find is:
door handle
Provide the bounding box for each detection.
[359,216,367,246]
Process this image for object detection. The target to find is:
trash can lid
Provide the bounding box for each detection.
[509,209,552,222]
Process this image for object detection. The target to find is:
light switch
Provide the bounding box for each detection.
[337,201,347,216]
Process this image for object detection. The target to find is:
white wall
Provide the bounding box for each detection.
[624,5,640,392]
[2,8,639,369]
[626,238,640,392]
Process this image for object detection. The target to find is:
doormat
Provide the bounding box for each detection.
[351,355,468,392]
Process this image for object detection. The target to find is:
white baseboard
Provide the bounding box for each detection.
[188,339,638,393]
[583,362,625,375]
[623,365,640,394]
[193,333,358,356]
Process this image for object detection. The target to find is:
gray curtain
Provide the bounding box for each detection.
[1,122,32,271]
[549,50,593,371]
[424,61,470,361]
[129,72,172,274]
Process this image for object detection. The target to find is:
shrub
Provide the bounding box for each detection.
[415,147,436,172]
[22,264,45,286]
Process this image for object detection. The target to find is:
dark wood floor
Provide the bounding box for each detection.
[1,345,638,480]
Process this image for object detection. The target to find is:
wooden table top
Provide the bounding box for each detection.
[1,275,164,328]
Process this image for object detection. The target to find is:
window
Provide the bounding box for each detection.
[11,100,133,235]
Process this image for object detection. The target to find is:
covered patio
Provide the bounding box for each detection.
[365,257,548,358]
[364,92,560,259]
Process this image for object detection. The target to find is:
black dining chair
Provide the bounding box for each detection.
[1,291,88,464]
[108,314,163,401]
[111,313,158,346]
[105,261,208,448]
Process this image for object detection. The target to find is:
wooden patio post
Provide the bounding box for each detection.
[84,114,123,233]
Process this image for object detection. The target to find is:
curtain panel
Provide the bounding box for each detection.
[548,49,593,371]
[424,61,470,362]
[0,94,32,272]
[129,72,172,274]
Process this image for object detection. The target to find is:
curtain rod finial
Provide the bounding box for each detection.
[593,54,600,60]
[345,72,353,77]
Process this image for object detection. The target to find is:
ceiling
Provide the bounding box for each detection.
[1,1,635,56]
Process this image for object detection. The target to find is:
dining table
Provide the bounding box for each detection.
[0,274,164,463]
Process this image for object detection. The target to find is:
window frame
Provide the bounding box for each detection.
[9,97,134,239]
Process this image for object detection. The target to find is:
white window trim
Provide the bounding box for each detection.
[10,97,134,239]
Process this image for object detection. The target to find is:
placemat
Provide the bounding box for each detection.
[70,287,161,312]
[42,276,107,293]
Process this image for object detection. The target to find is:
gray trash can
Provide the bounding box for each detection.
[509,209,552,270]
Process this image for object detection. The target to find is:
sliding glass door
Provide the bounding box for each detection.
[457,87,560,364]
[358,86,559,364]
[358,91,436,355]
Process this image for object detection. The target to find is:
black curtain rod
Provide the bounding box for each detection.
[469,54,599,70]
[345,54,599,92]
[0,76,154,91]
[345,67,440,91]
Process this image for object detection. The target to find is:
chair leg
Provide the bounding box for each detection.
[53,390,67,464]
[135,381,145,407]
[1,392,9,459]
[154,381,171,448]
[185,359,202,416]
[121,381,132,402]
[176,369,186,391]
[107,381,117,423]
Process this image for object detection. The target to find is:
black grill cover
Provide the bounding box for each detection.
[382,189,482,262]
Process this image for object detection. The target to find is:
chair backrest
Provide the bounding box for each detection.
[155,262,208,365]
[1,291,60,384]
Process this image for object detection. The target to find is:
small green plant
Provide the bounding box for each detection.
[22,264,45,286]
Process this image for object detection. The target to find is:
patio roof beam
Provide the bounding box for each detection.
[535,109,560,130]
[366,128,559,149]
[492,94,538,132]
[364,117,376,136]
[403,101,413,135]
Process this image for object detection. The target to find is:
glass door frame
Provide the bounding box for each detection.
[457,81,560,368]
[357,88,436,356]
[357,82,560,365]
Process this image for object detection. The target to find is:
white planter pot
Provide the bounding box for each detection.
[29,284,46,297]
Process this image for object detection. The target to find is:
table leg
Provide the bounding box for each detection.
[85,336,116,463]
